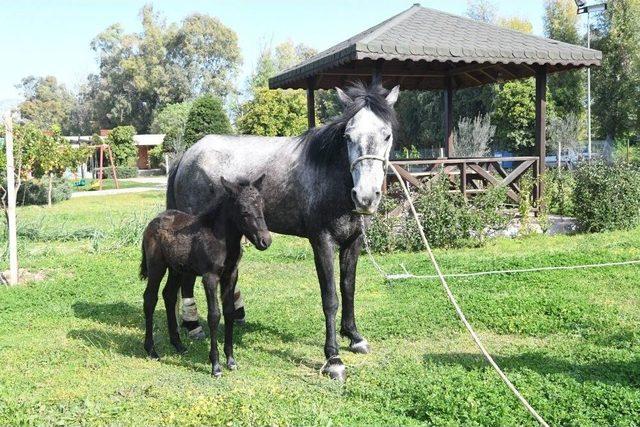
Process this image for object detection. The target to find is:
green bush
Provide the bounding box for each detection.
[183,95,232,148]
[573,161,640,232]
[546,168,576,216]
[367,177,511,252]
[100,166,138,179]
[15,178,72,206]
[106,126,137,166]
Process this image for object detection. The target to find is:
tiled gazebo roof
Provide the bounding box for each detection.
[269,3,601,90]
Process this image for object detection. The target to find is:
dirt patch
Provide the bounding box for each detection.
[0,268,46,286]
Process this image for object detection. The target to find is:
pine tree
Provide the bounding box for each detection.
[183,95,232,148]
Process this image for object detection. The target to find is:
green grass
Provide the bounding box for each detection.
[0,192,639,425]
[70,178,157,192]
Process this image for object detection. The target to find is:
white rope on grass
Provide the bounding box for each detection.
[361,164,550,427]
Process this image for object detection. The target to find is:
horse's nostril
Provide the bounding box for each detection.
[375,190,381,197]
[351,188,357,200]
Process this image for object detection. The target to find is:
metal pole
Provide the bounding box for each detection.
[587,11,592,160]
[3,113,18,285]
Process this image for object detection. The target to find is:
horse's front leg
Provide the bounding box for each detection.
[310,234,345,381]
[339,235,370,354]
[203,272,222,377]
[220,243,242,370]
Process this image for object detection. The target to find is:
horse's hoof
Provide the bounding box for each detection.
[321,357,346,381]
[212,364,223,378]
[227,357,238,370]
[146,347,160,360]
[187,326,205,340]
[349,338,370,354]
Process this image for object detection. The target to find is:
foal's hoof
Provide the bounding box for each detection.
[226,357,238,371]
[321,356,346,381]
[349,338,370,354]
[172,342,187,354]
[212,363,223,378]
[186,325,206,340]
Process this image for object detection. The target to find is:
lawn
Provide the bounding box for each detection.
[0,192,639,425]
[69,178,158,192]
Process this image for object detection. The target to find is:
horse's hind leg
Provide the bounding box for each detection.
[163,269,187,354]
[180,274,205,340]
[143,258,165,359]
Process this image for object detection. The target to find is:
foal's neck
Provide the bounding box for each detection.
[198,196,241,239]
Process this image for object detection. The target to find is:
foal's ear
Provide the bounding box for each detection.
[335,87,352,107]
[252,173,266,191]
[220,176,239,195]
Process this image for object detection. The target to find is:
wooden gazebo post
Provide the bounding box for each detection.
[306,76,316,129]
[534,67,547,204]
[444,75,454,158]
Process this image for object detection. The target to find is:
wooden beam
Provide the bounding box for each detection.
[306,76,316,129]
[443,75,454,157]
[534,67,547,203]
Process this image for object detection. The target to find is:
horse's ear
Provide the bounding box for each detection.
[252,173,266,191]
[220,176,238,195]
[386,85,400,107]
[335,87,352,107]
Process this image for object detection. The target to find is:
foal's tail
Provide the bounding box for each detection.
[139,242,148,281]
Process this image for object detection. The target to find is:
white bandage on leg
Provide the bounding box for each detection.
[233,290,244,310]
[182,297,199,322]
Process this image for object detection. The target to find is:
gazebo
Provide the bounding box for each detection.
[269,3,602,203]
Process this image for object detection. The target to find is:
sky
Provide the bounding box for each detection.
[0,0,554,103]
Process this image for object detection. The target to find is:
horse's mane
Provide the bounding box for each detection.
[301,80,398,166]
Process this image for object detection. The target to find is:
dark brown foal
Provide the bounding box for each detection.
[140,175,271,377]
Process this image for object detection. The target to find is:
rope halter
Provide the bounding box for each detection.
[349,155,389,172]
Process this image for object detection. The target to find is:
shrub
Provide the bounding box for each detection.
[183,95,232,148]
[106,126,137,166]
[573,161,640,232]
[15,178,71,206]
[546,168,576,216]
[367,177,511,252]
[236,88,307,137]
[101,166,138,179]
[451,114,495,157]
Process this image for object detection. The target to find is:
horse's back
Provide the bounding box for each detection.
[172,134,293,214]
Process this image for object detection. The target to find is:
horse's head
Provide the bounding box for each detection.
[336,82,400,215]
[221,174,272,251]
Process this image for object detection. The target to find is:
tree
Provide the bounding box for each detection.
[239,40,317,136]
[85,5,241,133]
[236,88,307,136]
[452,114,495,157]
[106,125,137,166]
[16,76,74,132]
[183,95,232,148]
[544,0,585,117]
[466,0,497,23]
[592,0,640,140]
[151,101,192,152]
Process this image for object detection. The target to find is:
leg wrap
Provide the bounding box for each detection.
[182,298,199,322]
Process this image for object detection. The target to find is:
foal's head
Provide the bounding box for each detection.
[220,174,271,251]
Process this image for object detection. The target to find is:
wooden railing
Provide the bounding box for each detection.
[388,156,539,204]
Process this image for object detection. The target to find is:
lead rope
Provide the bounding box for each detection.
[360,164,550,427]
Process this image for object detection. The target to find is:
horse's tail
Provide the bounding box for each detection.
[166,152,184,210]
[139,242,148,281]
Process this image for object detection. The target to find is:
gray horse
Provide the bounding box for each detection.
[168,80,399,380]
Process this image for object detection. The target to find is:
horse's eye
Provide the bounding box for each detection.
[384,134,391,142]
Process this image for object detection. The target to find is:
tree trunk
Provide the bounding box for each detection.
[48,173,53,207]
[3,113,18,285]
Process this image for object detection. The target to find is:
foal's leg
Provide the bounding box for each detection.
[339,235,370,354]
[163,269,187,354]
[221,244,241,369]
[203,272,222,377]
[180,274,205,340]
[310,234,345,381]
[143,261,166,359]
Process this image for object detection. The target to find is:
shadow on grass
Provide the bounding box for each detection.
[423,351,640,388]
[69,300,316,372]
